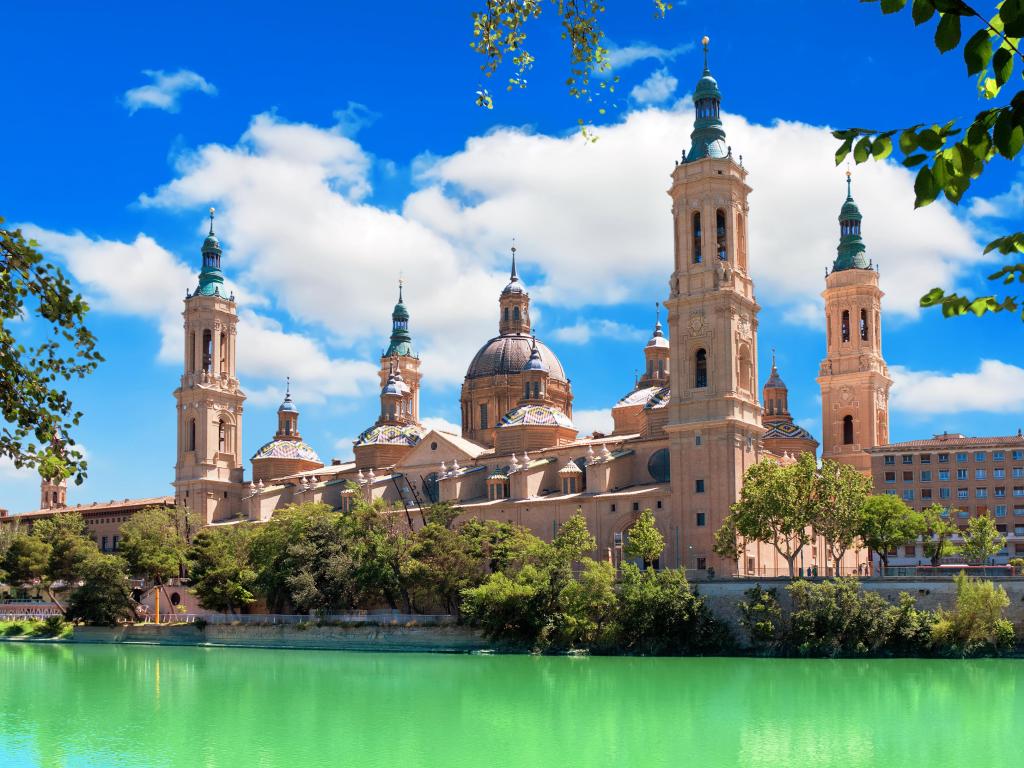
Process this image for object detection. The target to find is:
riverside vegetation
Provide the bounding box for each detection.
[0,468,1019,657]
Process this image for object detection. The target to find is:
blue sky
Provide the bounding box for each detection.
[2,1,1023,512]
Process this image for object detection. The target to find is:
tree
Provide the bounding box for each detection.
[624,508,665,569]
[65,554,134,626]
[118,507,189,585]
[714,455,819,578]
[0,220,102,483]
[187,525,257,614]
[423,501,462,530]
[469,0,671,121]
[552,559,618,650]
[345,497,416,612]
[922,503,960,565]
[2,533,50,589]
[839,1,1024,323]
[857,495,927,571]
[958,513,1006,564]
[409,523,483,615]
[31,510,98,611]
[814,459,873,575]
[931,572,1014,654]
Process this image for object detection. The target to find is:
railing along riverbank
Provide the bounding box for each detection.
[143,611,457,626]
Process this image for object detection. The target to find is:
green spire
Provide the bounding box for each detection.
[385,279,413,357]
[195,207,227,297]
[686,36,728,162]
[833,171,870,272]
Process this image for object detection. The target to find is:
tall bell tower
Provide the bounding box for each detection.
[665,38,763,575]
[818,173,891,473]
[173,208,246,523]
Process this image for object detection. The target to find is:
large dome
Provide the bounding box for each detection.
[465,334,567,382]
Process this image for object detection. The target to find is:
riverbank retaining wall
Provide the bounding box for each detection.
[696,578,1024,632]
[71,622,497,653]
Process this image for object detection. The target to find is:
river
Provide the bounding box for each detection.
[0,643,1017,767]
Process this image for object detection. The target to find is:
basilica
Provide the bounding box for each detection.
[18,47,897,577]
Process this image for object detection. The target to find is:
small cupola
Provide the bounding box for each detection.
[275,377,301,439]
[640,302,671,388]
[196,207,227,297]
[762,350,790,419]
[832,171,870,272]
[520,336,549,403]
[686,37,729,162]
[499,243,531,335]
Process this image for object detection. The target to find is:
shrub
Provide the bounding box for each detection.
[40,615,67,637]
[930,573,1014,655]
[1008,557,1024,576]
[738,585,782,653]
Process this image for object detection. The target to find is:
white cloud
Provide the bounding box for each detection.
[606,42,693,71]
[968,179,1024,220]
[573,408,614,437]
[123,69,217,114]
[332,437,356,458]
[891,360,1024,416]
[420,416,461,435]
[630,69,678,105]
[551,319,648,345]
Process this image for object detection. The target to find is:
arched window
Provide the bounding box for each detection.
[843,415,854,445]
[524,382,530,400]
[657,359,664,377]
[737,345,752,393]
[647,361,653,377]
[188,332,196,373]
[202,330,213,372]
[220,332,228,375]
[692,212,702,264]
[533,381,540,399]
[188,419,196,452]
[841,311,850,343]
[218,420,226,453]
[737,213,747,271]
[513,306,520,323]
[695,349,708,388]
[860,309,868,342]
[826,314,831,347]
[716,209,727,260]
[504,308,509,323]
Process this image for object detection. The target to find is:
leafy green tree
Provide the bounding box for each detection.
[187,525,257,614]
[552,559,618,650]
[857,495,927,570]
[922,503,960,565]
[409,523,483,615]
[0,518,21,583]
[31,510,98,611]
[714,455,819,578]
[840,1,1024,322]
[461,564,551,646]
[423,501,462,530]
[552,511,596,566]
[2,533,50,589]
[118,507,190,585]
[0,220,102,483]
[65,554,134,626]
[738,585,783,653]
[624,508,665,569]
[814,459,873,575]
[469,0,671,120]
[958,513,1006,564]
[457,518,549,574]
[345,497,416,612]
[931,572,1014,654]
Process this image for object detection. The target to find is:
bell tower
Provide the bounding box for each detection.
[173,208,246,523]
[665,38,763,575]
[379,280,421,422]
[818,173,891,473]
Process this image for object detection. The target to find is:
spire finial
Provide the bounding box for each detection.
[846,165,853,200]
[209,207,216,235]
[286,376,291,396]
[510,239,518,281]
[398,275,404,303]
[702,35,710,71]
[656,301,661,324]
[771,347,777,371]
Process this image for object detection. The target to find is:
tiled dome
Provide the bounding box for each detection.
[644,386,671,410]
[614,386,661,408]
[498,404,575,430]
[763,420,816,442]
[354,423,423,447]
[252,440,320,463]
[466,335,567,381]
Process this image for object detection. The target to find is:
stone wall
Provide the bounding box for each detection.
[696,578,1024,634]
[72,622,497,653]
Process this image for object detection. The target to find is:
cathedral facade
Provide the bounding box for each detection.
[12,46,895,578]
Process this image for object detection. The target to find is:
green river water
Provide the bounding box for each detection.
[0,643,1019,768]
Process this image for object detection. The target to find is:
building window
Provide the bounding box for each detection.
[939,487,950,499]
[957,469,968,481]
[921,454,932,464]
[975,469,987,480]
[694,349,708,388]
[884,455,895,465]
[994,451,1005,462]
[101,536,108,551]
[841,310,850,342]
[958,488,969,499]
[513,306,520,323]
[938,453,949,464]
[1014,468,1024,479]
[656,500,663,509]
[939,469,950,481]
[188,332,196,373]
[696,557,707,570]
[219,331,228,376]
[610,504,616,513]
[1014,450,1024,461]
[996,505,1008,517]
[695,479,705,494]
[996,487,1006,498]
[1015,487,1024,498]
[902,454,914,465]
[632,502,640,512]
[902,489,914,501]
[956,452,968,463]
[188,419,196,452]
[860,308,869,341]
[976,488,988,499]
[218,420,226,453]
[112,535,119,550]
[716,209,727,260]
[842,415,854,445]
[884,472,896,483]
[994,468,1006,479]
[692,211,702,264]
[202,329,213,373]
[479,403,488,431]
[922,488,932,500]
[902,471,913,482]
[695,435,702,446]
[975,451,987,462]
[920,471,932,482]
[562,477,577,494]
[696,512,706,527]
